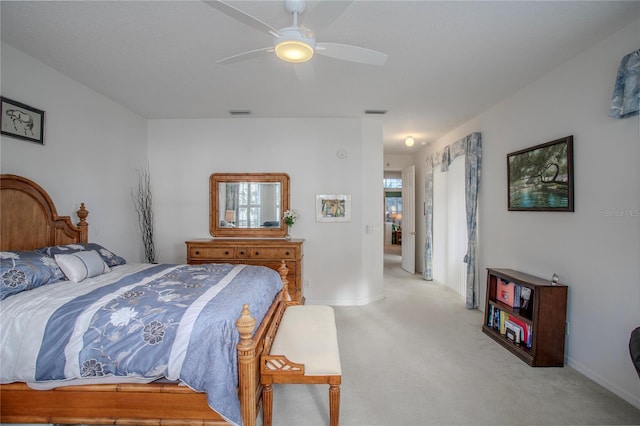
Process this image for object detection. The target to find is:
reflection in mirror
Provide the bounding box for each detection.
[218,182,281,228]
[210,173,290,238]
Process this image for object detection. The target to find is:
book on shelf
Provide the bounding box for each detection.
[487,305,533,348]
[487,305,493,327]
[500,311,508,335]
[505,327,518,343]
[504,320,522,344]
[520,286,531,308]
[519,287,534,319]
[514,285,521,308]
[506,315,530,345]
[497,278,521,308]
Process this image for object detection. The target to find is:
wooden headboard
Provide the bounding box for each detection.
[0,174,89,251]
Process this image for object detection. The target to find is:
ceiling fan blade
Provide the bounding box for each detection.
[300,1,353,37]
[217,47,273,64]
[315,42,389,66]
[203,1,280,37]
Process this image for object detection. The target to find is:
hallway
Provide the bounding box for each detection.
[383,243,402,269]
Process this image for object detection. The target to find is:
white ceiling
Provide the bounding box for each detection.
[1,1,638,154]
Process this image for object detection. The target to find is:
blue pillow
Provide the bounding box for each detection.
[0,251,65,300]
[39,243,126,267]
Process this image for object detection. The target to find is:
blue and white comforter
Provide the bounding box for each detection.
[0,262,282,426]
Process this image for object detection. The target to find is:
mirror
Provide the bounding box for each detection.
[210,173,290,238]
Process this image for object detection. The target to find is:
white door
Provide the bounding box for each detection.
[401,165,415,274]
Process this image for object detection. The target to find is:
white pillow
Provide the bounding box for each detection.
[55,250,111,283]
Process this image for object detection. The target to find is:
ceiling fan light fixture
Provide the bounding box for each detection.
[275,40,314,62]
[274,28,315,63]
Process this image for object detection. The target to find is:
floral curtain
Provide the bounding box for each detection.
[609,49,640,119]
[424,132,482,309]
[463,133,482,308]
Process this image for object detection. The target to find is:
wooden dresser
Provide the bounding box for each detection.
[186,238,304,303]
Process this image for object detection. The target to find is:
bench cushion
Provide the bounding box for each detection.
[270,305,341,376]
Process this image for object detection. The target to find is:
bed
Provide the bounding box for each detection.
[0,174,289,426]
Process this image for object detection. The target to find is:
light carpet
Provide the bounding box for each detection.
[265,246,640,426]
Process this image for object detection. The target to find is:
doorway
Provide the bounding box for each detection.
[383,167,416,275]
[401,165,415,274]
[384,173,402,249]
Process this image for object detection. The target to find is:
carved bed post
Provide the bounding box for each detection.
[236,304,258,426]
[76,203,89,243]
[278,261,292,304]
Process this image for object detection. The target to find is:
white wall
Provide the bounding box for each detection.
[415,18,640,408]
[147,117,384,306]
[361,121,385,304]
[0,43,148,262]
[384,154,414,171]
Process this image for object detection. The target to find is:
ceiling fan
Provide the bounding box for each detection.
[203,0,388,65]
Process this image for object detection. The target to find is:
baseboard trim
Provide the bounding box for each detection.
[566,355,640,410]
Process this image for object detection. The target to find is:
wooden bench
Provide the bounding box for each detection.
[261,304,342,426]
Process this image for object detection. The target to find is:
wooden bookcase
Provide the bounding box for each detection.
[482,268,568,367]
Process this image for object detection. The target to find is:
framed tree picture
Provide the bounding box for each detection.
[1,97,45,144]
[507,136,574,212]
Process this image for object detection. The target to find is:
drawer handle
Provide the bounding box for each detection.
[239,251,245,255]
[225,251,230,255]
[254,251,259,255]
[195,251,200,255]
[285,251,290,256]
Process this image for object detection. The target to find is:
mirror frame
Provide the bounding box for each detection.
[210,172,290,238]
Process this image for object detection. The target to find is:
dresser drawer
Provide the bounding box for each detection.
[189,246,234,260]
[247,247,297,259]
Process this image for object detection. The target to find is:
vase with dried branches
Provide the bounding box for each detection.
[132,168,156,263]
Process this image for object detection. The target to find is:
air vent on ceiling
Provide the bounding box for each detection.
[229,110,252,116]
[364,109,387,115]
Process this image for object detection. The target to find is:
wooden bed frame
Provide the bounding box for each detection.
[0,174,288,426]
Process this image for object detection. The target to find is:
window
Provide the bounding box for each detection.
[236,182,281,227]
[383,178,402,189]
[237,182,262,227]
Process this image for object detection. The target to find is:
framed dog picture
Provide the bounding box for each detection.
[1,97,45,145]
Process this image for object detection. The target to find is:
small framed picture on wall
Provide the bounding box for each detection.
[1,97,45,145]
[316,194,351,222]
